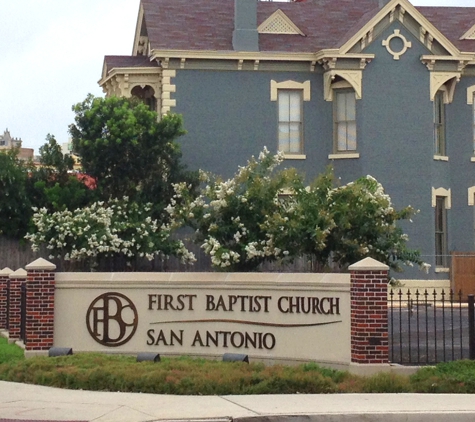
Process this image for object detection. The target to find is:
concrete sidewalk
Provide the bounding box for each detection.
[2,381,475,422]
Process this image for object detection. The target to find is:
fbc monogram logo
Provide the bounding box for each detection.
[86,293,138,347]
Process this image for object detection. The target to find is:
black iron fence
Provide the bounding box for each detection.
[389,289,475,365]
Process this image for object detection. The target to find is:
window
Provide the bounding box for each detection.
[434,91,446,156]
[435,196,448,268]
[473,93,475,154]
[278,90,302,154]
[334,90,356,152]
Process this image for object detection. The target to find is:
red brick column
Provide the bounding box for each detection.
[348,257,389,364]
[25,258,56,352]
[7,269,27,342]
[0,267,13,331]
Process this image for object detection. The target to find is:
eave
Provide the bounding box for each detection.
[99,66,161,87]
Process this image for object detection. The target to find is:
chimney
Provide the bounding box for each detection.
[233,0,259,52]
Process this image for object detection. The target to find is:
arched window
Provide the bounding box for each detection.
[131,85,157,112]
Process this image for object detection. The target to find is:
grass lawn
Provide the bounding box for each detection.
[1,337,475,394]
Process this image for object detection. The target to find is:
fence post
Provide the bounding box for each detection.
[25,258,56,357]
[348,257,389,366]
[0,267,13,333]
[469,294,475,360]
[7,269,27,344]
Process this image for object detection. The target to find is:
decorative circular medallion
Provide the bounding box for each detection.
[86,292,138,347]
[382,29,412,60]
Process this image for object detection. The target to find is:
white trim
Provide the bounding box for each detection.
[468,186,475,206]
[430,74,458,103]
[324,70,362,101]
[132,4,145,56]
[328,153,360,160]
[340,0,462,57]
[270,80,311,101]
[434,267,450,273]
[382,29,412,60]
[258,9,305,36]
[460,24,475,40]
[432,187,451,209]
[467,85,475,105]
[433,155,449,161]
[283,154,306,160]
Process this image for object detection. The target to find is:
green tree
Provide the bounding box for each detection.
[0,149,32,238]
[171,149,425,273]
[69,94,197,216]
[169,148,295,271]
[28,135,97,212]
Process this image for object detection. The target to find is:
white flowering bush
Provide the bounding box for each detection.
[168,148,296,271]
[26,198,195,270]
[321,175,424,272]
[169,148,427,273]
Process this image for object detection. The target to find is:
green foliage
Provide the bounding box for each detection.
[0,337,25,364]
[360,372,411,393]
[69,94,198,214]
[26,198,195,270]
[0,353,342,395]
[410,360,475,393]
[1,352,475,395]
[169,148,296,271]
[171,148,424,272]
[0,148,32,238]
[27,134,98,213]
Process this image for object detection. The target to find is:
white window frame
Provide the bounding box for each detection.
[434,89,447,159]
[271,80,310,159]
[432,187,451,271]
[333,86,357,155]
[277,89,303,156]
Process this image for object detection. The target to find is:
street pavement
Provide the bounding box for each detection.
[2,381,475,422]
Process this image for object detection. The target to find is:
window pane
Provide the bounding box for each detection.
[473,100,475,153]
[288,123,301,153]
[278,89,302,153]
[336,92,347,121]
[337,123,347,151]
[346,93,356,121]
[347,122,357,151]
[334,90,356,152]
[278,123,290,152]
[278,92,290,122]
[434,92,446,155]
[288,92,301,122]
[435,196,448,267]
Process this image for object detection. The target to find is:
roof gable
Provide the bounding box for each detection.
[257,9,304,36]
[461,24,475,41]
[339,0,463,57]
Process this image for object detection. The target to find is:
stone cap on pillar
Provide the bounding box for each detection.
[0,267,13,276]
[348,257,389,271]
[9,268,27,279]
[25,258,56,271]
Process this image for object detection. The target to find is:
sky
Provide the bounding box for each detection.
[0,0,474,154]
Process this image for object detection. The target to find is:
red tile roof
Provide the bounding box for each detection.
[142,0,381,53]
[104,56,158,69]
[105,1,475,62]
[416,7,475,53]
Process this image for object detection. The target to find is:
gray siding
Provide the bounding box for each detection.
[172,21,475,279]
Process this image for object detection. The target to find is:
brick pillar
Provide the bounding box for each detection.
[0,267,13,331]
[25,258,56,353]
[348,257,389,364]
[8,269,27,343]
